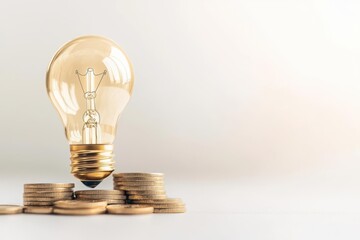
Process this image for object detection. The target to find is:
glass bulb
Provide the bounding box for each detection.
[46,35,134,188]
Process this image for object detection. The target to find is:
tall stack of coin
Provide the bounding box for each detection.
[113,173,186,213]
[23,183,74,213]
[75,190,126,205]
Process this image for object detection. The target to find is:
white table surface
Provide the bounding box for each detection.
[1,173,360,240]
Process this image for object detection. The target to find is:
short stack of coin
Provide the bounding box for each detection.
[75,190,126,205]
[53,200,107,215]
[113,173,166,202]
[132,198,186,213]
[23,183,74,213]
[113,173,186,213]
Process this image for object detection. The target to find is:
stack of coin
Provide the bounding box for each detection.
[113,173,186,213]
[131,198,186,213]
[75,190,126,205]
[53,200,107,215]
[113,173,166,203]
[23,183,74,213]
[107,204,154,215]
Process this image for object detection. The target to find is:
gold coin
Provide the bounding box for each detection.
[24,183,74,189]
[128,195,167,200]
[113,181,164,186]
[24,188,73,193]
[23,192,74,198]
[0,205,23,214]
[113,173,163,178]
[54,200,107,209]
[139,203,186,209]
[104,200,126,204]
[126,190,166,195]
[114,186,165,191]
[113,177,164,182]
[76,194,126,200]
[24,207,53,214]
[131,198,184,204]
[23,202,53,206]
[106,204,154,214]
[153,208,186,213]
[53,207,106,215]
[23,196,73,202]
[75,190,124,195]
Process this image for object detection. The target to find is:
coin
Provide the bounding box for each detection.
[127,195,167,200]
[23,202,53,206]
[23,192,74,197]
[24,183,74,189]
[113,177,164,182]
[76,194,126,200]
[131,198,184,204]
[23,196,73,202]
[153,208,186,213]
[53,207,106,215]
[0,205,23,214]
[75,190,124,195]
[125,190,166,195]
[140,203,186,209]
[106,204,154,214]
[24,188,73,193]
[24,207,53,214]
[104,200,126,205]
[54,200,107,209]
[113,173,163,177]
[114,186,165,191]
[113,181,164,186]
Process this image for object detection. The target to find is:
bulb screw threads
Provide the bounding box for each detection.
[70,144,114,185]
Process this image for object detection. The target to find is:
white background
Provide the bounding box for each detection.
[1,0,360,239]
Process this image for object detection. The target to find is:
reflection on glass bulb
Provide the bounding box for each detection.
[46,36,134,188]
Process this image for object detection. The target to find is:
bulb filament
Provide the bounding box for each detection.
[75,68,107,144]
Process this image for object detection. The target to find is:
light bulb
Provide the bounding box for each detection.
[46,36,134,188]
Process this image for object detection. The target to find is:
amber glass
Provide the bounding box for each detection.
[46,36,134,144]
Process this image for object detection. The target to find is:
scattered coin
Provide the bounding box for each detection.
[53,207,106,215]
[24,207,53,214]
[54,200,107,209]
[0,205,23,214]
[107,204,154,215]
